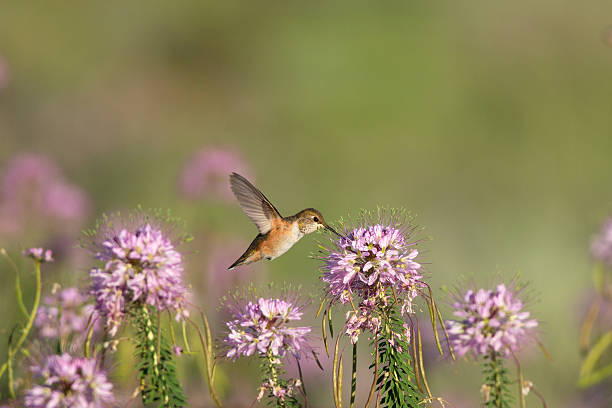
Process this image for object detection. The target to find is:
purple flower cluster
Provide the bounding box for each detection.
[178,147,252,202]
[321,216,424,342]
[23,248,54,263]
[345,298,381,344]
[225,297,311,360]
[90,224,188,336]
[323,224,422,304]
[257,378,302,403]
[591,217,612,266]
[24,354,113,408]
[35,287,98,340]
[446,284,538,357]
[0,154,90,236]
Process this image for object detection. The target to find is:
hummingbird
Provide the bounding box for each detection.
[228,172,341,269]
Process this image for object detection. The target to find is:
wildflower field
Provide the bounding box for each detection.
[1,1,612,407]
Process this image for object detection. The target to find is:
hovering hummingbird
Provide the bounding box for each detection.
[228,172,341,269]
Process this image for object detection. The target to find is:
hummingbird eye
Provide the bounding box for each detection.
[313,216,319,223]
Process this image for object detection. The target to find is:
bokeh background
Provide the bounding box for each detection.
[1,1,612,407]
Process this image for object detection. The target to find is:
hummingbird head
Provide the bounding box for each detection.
[296,208,342,237]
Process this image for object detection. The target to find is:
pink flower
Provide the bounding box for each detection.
[23,248,54,263]
[25,354,114,408]
[446,283,538,357]
[178,147,252,201]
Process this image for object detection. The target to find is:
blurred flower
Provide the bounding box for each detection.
[446,283,538,357]
[41,182,90,221]
[591,217,612,266]
[89,223,188,336]
[35,287,98,340]
[23,248,54,263]
[0,55,9,89]
[173,345,183,356]
[178,147,252,201]
[224,296,311,360]
[0,154,90,237]
[24,354,113,408]
[257,378,301,403]
[603,26,612,47]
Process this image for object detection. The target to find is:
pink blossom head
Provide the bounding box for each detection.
[223,289,312,361]
[178,147,252,201]
[0,154,90,236]
[445,283,538,358]
[35,287,99,342]
[321,208,423,308]
[85,210,191,336]
[25,354,113,408]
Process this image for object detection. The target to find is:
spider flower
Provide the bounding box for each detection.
[224,296,311,360]
[257,378,302,403]
[89,223,188,336]
[591,217,612,266]
[446,284,538,357]
[24,354,114,408]
[23,248,54,263]
[35,287,98,340]
[322,217,423,306]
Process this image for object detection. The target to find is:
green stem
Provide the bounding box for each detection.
[84,323,95,358]
[181,321,192,353]
[7,343,15,399]
[0,261,43,380]
[186,317,222,407]
[1,249,29,320]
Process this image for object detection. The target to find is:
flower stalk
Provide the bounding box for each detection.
[0,259,43,383]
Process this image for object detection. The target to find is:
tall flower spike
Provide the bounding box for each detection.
[320,209,425,343]
[24,354,114,408]
[446,283,538,358]
[89,221,188,336]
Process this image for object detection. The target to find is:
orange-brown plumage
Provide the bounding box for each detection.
[227,173,340,269]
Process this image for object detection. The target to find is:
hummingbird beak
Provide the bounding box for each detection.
[325,224,343,238]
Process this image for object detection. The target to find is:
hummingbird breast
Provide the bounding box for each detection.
[261,221,304,260]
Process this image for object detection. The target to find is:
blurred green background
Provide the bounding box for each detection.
[1,1,612,406]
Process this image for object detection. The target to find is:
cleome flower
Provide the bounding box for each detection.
[322,221,423,306]
[89,223,188,336]
[224,297,311,360]
[24,354,113,408]
[257,378,302,403]
[23,248,54,263]
[446,283,538,357]
[320,210,426,343]
[35,287,98,341]
[0,154,90,237]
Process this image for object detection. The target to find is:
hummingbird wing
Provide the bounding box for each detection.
[230,172,282,234]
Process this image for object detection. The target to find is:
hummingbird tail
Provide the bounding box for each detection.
[228,250,259,270]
